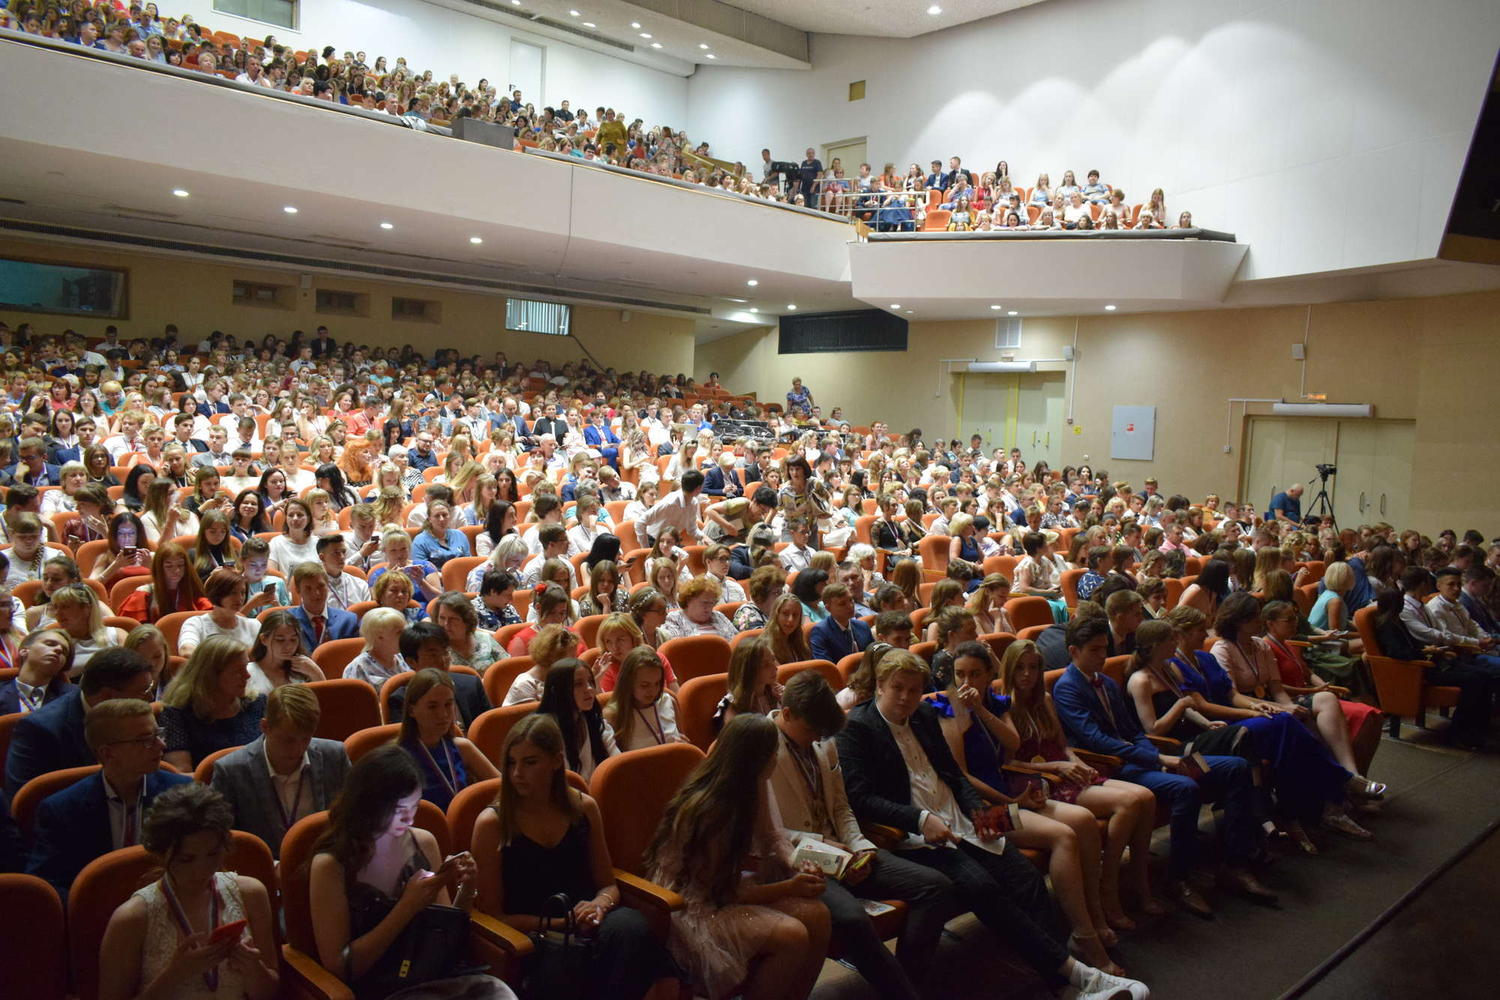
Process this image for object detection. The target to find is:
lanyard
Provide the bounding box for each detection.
[112,782,146,847]
[418,738,461,799]
[161,872,222,991]
[634,703,666,745]
[15,678,45,713]
[271,770,306,834]
[0,636,15,672]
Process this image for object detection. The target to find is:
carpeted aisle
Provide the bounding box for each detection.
[810,738,1500,1000]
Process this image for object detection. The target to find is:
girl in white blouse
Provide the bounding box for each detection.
[604,646,686,751]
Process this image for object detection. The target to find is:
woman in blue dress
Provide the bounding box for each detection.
[397,668,498,810]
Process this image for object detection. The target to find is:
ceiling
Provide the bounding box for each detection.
[722,0,1052,37]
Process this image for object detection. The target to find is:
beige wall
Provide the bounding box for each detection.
[0,238,697,375]
[696,292,1500,536]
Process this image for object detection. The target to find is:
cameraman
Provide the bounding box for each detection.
[1267,483,1304,524]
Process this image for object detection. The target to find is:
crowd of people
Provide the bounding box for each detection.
[2,2,1188,227]
[0,312,1496,1000]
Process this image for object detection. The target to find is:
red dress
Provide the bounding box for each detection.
[1013,729,1107,804]
[1266,637,1381,743]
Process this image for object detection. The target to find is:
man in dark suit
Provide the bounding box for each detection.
[1,437,61,487]
[309,325,337,358]
[529,402,568,442]
[1054,616,1271,918]
[287,564,360,652]
[28,698,191,900]
[838,649,1147,1000]
[5,649,156,795]
[701,453,745,499]
[209,685,350,858]
[386,624,492,727]
[582,410,620,469]
[810,583,873,662]
[0,628,73,715]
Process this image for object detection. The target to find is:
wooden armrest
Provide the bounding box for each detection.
[615,870,685,913]
[1285,684,1352,696]
[1287,639,1314,648]
[281,944,355,1000]
[469,910,534,958]
[1072,749,1122,770]
[860,822,907,850]
[1144,734,1182,751]
[1001,761,1050,775]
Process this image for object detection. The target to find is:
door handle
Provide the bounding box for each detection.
[1045,432,1051,447]
[1358,491,1367,513]
[1380,494,1386,515]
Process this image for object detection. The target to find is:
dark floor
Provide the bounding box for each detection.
[810,735,1500,1000]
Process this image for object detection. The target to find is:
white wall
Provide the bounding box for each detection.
[685,0,1499,282]
[173,0,688,125]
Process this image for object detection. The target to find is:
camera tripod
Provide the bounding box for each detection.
[1308,472,1337,530]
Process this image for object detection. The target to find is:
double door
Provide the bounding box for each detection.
[1242,417,1414,527]
[955,372,1065,469]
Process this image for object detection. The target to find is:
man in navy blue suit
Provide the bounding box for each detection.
[4,648,156,795]
[287,564,360,652]
[582,408,620,469]
[28,698,191,901]
[810,583,873,663]
[1,436,61,487]
[1053,616,1273,917]
[701,453,745,498]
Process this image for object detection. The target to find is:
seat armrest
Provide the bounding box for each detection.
[1001,761,1049,775]
[281,944,355,1000]
[616,870,685,913]
[1144,734,1182,751]
[1072,749,1122,772]
[859,822,907,850]
[469,911,534,958]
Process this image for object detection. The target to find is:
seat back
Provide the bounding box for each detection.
[835,651,865,685]
[14,764,101,838]
[1353,605,1383,657]
[70,831,276,1000]
[675,673,729,750]
[1060,568,1085,608]
[482,656,534,707]
[776,659,842,691]
[1295,583,1320,617]
[306,678,382,741]
[155,610,205,655]
[446,777,501,854]
[982,554,1019,580]
[379,671,416,723]
[590,742,705,875]
[0,712,24,780]
[981,632,1018,663]
[1017,624,1050,642]
[1103,654,1131,688]
[193,744,242,784]
[442,555,486,594]
[468,702,538,768]
[917,534,949,575]
[1005,595,1055,632]
[311,636,367,677]
[574,613,607,650]
[0,875,65,999]
[658,634,733,684]
[345,723,402,762]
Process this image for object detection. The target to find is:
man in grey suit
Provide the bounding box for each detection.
[209,684,350,858]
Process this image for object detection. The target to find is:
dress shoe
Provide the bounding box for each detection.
[1165,879,1213,919]
[1321,811,1373,840]
[1221,867,1279,905]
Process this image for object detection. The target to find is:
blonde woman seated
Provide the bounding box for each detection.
[97,784,279,1000]
[47,583,129,677]
[367,527,443,604]
[395,668,499,810]
[937,641,1124,973]
[603,646,686,750]
[342,607,412,690]
[503,622,585,706]
[967,572,1015,634]
[160,635,266,770]
[139,478,199,546]
[178,568,262,656]
[467,534,530,592]
[663,575,738,641]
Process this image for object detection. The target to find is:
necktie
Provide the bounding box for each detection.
[312,614,326,646]
[1091,675,1118,731]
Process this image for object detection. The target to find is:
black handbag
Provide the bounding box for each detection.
[521,892,597,1000]
[346,901,480,1000]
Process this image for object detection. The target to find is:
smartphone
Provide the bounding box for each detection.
[122,546,137,557]
[209,919,247,944]
[262,582,276,596]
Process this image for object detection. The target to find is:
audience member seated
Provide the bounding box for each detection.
[663,575,738,641]
[5,646,156,793]
[534,659,618,782]
[387,622,492,727]
[714,635,783,734]
[308,745,514,999]
[809,582,873,662]
[343,606,412,690]
[769,670,956,999]
[471,713,669,999]
[288,561,360,651]
[602,645,685,749]
[395,668,499,809]
[319,533,371,611]
[837,648,1146,999]
[177,567,261,654]
[645,713,831,1000]
[1054,616,1270,919]
[97,783,279,1000]
[209,684,350,858]
[0,625,73,714]
[117,542,212,624]
[245,609,327,695]
[434,592,505,674]
[28,697,193,900]
[160,635,266,770]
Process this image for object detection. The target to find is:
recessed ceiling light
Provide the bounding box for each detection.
[746,279,758,286]
[927,4,943,15]
[1007,310,1018,316]
[469,236,483,244]
[568,9,579,16]
[750,308,759,313]
[639,32,652,39]
[171,188,189,198]
[582,21,595,27]
[651,42,662,49]
[379,222,394,230]
[889,303,901,309]
[699,43,710,49]
[510,0,520,5]
[705,53,716,59]
[630,21,641,29]
[786,304,797,311]
[990,304,1003,310]
[1104,304,1117,311]
[283,205,298,214]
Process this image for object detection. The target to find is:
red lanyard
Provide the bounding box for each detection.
[161,873,223,991]
[634,702,666,745]
[0,636,15,672]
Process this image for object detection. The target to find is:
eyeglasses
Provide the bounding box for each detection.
[108,727,167,748]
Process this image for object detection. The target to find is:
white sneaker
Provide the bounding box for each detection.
[1064,966,1150,1000]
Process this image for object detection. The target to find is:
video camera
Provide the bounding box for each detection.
[1315,463,1337,479]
